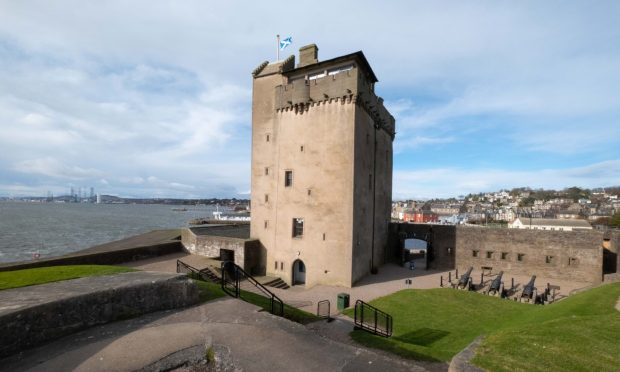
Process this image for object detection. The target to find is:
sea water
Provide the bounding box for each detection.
[0,202,217,263]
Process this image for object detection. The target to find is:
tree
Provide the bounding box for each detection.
[610,212,620,228]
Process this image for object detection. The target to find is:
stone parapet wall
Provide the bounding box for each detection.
[181,228,262,274]
[389,223,607,284]
[455,226,603,284]
[0,272,199,358]
[0,241,182,273]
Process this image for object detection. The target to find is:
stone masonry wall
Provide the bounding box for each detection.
[181,228,263,273]
[0,272,199,358]
[455,226,603,284]
[389,223,456,270]
[389,223,606,284]
[182,229,245,265]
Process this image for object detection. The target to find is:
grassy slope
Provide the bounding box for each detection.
[0,265,136,290]
[344,283,620,369]
[194,280,320,324]
[473,282,620,371]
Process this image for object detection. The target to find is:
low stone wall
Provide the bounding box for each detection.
[0,272,199,358]
[181,228,263,275]
[389,223,609,285]
[455,226,603,284]
[0,242,182,273]
[0,229,184,273]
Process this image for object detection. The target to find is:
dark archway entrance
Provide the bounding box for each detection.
[292,260,306,285]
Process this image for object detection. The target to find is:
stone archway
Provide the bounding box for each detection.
[292,259,306,285]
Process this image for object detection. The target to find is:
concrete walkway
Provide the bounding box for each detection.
[0,298,443,371]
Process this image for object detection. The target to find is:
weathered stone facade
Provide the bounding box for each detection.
[0,272,199,358]
[250,45,395,287]
[390,223,615,285]
[455,226,603,284]
[181,227,264,275]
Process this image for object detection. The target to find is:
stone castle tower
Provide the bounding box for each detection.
[250,44,395,287]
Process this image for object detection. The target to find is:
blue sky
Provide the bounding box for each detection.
[0,1,619,199]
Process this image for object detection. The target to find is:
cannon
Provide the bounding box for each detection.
[456,267,473,290]
[487,271,504,297]
[520,275,537,302]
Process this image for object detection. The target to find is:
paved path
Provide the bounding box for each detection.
[0,298,444,371]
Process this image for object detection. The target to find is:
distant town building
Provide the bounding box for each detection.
[250,44,395,287]
[509,217,592,231]
[402,211,439,223]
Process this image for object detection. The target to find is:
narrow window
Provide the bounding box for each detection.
[280,262,283,270]
[517,253,525,262]
[501,252,508,260]
[264,220,268,229]
[545,255,554,264]
[274,261,278,270]
[292,218,304,238]
[300,145,304,152]
[322,233,326,241]
[266,134,270,142]
[472,250,479,258]
[285,170,293,187]
[568,257,579,266]
[265,167,269,176]
[265,194,269,203]
[307,189,312,196]
[486,251,493,259]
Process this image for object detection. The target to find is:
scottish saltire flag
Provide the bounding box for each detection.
[280,36,292,51]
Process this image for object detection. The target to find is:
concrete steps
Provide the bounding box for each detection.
[262,277,290,290]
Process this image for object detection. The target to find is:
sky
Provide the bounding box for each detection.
[0,1,619,199]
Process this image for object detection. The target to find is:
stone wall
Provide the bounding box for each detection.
[389,223,456,270]
[389,223,609,285]
[0,241,182,273]
[181,228,262,274]
[455,226,603,284]
[0,272,199,358]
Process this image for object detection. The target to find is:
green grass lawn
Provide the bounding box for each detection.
[0,265,137,290]
[343,283,620,370]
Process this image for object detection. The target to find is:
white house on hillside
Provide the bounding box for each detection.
[508,217,592,231]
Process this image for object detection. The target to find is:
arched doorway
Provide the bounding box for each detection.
[292,260,306,285]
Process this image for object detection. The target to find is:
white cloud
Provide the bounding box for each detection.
[13,157,103,180]
[0,1,618,197]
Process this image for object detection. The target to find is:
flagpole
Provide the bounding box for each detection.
[277,34,280,61]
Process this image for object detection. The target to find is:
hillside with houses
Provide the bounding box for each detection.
[392,186,620,229]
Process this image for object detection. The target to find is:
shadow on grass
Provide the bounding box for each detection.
[350,329,444,362]
[393,328,450,346]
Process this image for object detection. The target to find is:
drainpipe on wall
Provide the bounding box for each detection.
[371,123,379,274]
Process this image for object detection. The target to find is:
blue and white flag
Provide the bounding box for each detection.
[280,36,292,51]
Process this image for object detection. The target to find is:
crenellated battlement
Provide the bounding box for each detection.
[274,67,394,137]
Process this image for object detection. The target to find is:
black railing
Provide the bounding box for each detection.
[176,260,220,283]
[221,261,284,316]
[354,300,393,337]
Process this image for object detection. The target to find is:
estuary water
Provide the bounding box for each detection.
[0,202,218,263]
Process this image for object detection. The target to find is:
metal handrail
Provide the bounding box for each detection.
[221,261,284,316]
[354,299,393,337]
[176,260,219,283]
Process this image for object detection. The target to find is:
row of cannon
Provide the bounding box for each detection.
[444,267,558,304]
